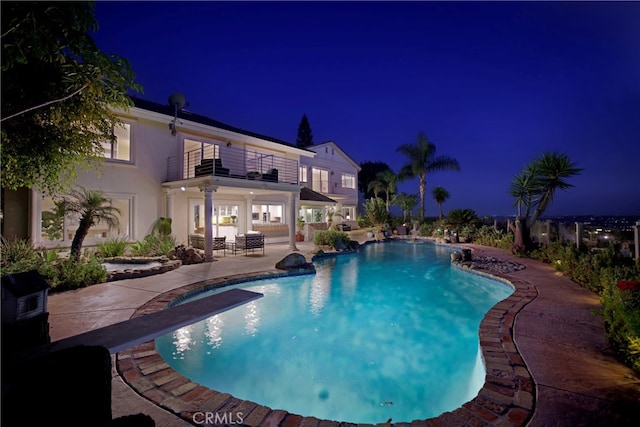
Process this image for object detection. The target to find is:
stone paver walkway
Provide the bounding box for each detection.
[45,240,640,426]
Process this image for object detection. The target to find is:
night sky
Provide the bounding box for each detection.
[92,1,640,217]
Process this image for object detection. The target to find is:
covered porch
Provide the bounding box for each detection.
[162,175,303,262]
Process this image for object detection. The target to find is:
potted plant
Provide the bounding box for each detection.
[296,216,306,242]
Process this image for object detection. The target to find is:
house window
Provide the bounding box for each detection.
[299,165,308,183]
[341,173,356,189]
[312,168,329,193]
[102,123,131,161]
[252,204,283,224]
[41,195,132,243]
[342,206,356,220]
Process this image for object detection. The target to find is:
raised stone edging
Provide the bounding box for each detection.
[117,247,538,426]
[104,256,180,282]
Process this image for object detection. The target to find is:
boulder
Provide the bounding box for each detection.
[276,253,307,270]
[275,253,315,273]
[334,239,347,251]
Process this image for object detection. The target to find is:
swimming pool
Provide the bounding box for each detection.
[155,241,514,423]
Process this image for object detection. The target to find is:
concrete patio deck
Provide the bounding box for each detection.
[45,240,640,426]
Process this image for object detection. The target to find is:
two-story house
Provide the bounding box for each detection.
[299,141,360,232]
[3,97,359,261]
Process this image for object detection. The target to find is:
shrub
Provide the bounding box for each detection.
[96,236,130,258]
[601,274,640,373]
[362,197,390,227]
[130,234,177,256]
[446,208,480,229]
[522,239,640,374]
[1,237,40,269]
[418,219,444,237]
[313,230,350,249]
[152,217,172,236]
[0,237,57,276]
[47,258,107,292]
[475,225,513,250]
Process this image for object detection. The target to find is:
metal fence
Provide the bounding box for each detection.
[167,144,299,185]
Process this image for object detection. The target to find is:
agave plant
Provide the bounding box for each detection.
[446,208,479,229]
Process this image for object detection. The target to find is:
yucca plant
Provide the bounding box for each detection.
[0,237,43,275]
[96,236,130,258]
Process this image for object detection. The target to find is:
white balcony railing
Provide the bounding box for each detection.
[167,145,299,185]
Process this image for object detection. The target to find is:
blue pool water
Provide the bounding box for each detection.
[155,241,513,423]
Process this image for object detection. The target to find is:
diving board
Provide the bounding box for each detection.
[45,288,263,354]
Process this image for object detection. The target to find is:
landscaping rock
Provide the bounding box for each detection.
[276,253,307,269]
[334,239,347,251]
[275,253,315,273]
[452,256,525,274]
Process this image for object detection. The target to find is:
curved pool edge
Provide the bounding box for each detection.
[116,251,538,426]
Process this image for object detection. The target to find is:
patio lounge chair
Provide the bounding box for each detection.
[234,233,264,256]
[213,236,226,256]
[194,158,230,177]
[189,235,226,256]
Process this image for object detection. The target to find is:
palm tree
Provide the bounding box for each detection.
[368,169,398,212]
[431,186,450,220]
[61,187,121,261]
[509,151,582,252]
[397,132,460,219]
[391,192,418,222]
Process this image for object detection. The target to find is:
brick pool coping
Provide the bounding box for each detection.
[116,256,538,426]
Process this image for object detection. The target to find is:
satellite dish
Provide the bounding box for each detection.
[168,92,186,110]
[168,93,186,136]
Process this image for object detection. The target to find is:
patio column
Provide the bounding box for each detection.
[199,184,217,262]
[164,189,177,221]
[245,194,254,235]
[288,192,299,251]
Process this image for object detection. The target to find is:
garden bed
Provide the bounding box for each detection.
[102,256,181,282]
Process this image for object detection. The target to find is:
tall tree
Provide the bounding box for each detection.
[431,186,450,220]
[391,192,418,223]
[59,187,121,261]
[509,151,582,253]
[368,169,398,212]
[396,132,460,219]
[358,161,391,199]
[1,1,141,194]
[296,113,313,148]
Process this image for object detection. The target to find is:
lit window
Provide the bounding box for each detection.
[312,168,329,193]
[252,204,283,224]
[41,195,132,243]
[342,206,356,220]
[102,123,131,161]
[341,173,356,189]
[299,165,308,183]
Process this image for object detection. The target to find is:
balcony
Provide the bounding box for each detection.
[167,145,299,185]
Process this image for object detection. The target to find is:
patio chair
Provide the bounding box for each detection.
[213,236,226,256]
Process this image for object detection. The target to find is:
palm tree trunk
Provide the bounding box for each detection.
[511,217,532,254]
[71,216,92,261]
[438,203,443,220]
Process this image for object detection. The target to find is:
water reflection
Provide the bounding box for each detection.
[244,301,259,335]
[310,267,331,315]
[205,315,224,348]
[172,324,194,356]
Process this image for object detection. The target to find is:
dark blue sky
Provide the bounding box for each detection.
[93,1,640,217]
